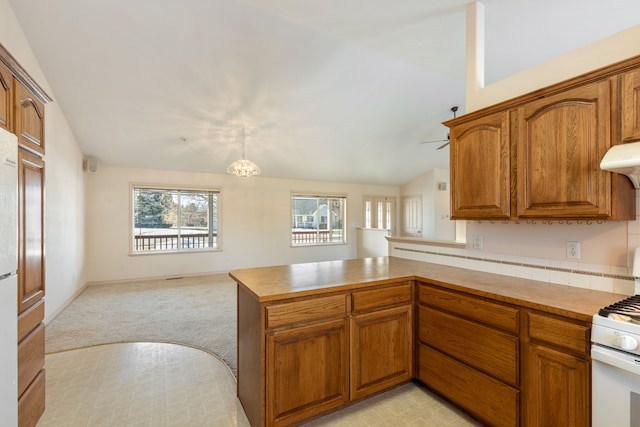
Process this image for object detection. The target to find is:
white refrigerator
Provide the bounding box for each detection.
[0,127,18,426]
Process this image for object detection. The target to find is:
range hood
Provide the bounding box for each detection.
[600,141,640,189]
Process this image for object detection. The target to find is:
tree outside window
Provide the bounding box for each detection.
[132,186,219,253]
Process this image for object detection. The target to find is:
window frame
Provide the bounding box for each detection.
[130,183,222,255]
[290,192,348,247]
[363,195,396,234]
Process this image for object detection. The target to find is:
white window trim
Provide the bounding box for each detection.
[290,191,348,247]
[129,183,223,255]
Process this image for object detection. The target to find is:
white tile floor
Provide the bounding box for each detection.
[37,343,482,426]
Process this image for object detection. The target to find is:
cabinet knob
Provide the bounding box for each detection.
[619,335,638,351]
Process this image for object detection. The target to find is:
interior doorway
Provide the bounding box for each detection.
[401,195,422,238]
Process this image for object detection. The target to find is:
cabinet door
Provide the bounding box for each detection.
[266,318,349,427]
[450,110,511,219]
[14,79,44,155]
[350,304,413,400]
[516,80,612,218]
[0,61,11,131]
[18,149,45,313]
[524,344,589,427]
[621,68,640,142]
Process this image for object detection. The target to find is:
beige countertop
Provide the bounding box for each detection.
[229,256,625,322]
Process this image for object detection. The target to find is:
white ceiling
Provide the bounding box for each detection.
[9,0,640,185]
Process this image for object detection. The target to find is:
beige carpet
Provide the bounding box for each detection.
[45,273,238,375]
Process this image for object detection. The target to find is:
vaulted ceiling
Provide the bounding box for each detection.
[9,0,640,185]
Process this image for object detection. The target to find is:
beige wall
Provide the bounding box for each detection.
[1,0,87,323]
[85,165,399,283]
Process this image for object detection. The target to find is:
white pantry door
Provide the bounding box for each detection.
[401,195,422,238]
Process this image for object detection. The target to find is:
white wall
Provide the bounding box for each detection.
[400,168,455,241]
[0,1,87,323]
[469,25,640,112]
[85,165,399,283]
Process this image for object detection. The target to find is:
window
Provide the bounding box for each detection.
[291,193,346,246]
[132,186,220,253]
[363,195,395,233]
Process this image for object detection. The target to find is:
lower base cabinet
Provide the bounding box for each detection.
[417,282,593,427]
[266,318,349,427]
[523,311,591,427]
[237,278,597,427]
[350,304,413,400]
[524,344,589,427]
[17,299,45,427]
[239,281,414,427]
[17,369,45,427]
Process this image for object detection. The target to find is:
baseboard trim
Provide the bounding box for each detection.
[84,270,232,287]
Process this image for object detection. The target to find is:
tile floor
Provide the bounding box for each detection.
[37,343,482,426]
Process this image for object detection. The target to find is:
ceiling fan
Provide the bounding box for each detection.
[420,106,458,150]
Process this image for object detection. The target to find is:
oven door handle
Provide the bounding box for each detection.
[592,345,640,376]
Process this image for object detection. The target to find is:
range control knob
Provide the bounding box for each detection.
[619,335,639,351]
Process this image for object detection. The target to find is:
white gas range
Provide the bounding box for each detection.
[592,295,640,427]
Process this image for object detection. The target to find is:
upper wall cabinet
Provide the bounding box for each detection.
[621,69,640,143]
[450,111,511,220]
[516,80,612,218]
[14,79,45,155]
[0,61,11,132]
[447,56,640,221]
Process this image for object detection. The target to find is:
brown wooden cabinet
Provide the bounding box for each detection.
[17,148,45,427]
[350,284,413,400]
[416,282,594,427]
[1,44,50,427]
[14,78,44,156]
[516,80,612,218]
[450,110,511,219]
[446,58,639,221]
[523,311,590,427]
[0,61,12,131]
[417,283,519,427]
[232,258,622,427]
[238,281,414,427]
[17,148,45,313]
[266,318,349,427]
[621,68,640,143]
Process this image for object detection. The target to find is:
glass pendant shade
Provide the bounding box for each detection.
[227,127,261,177]
[227,158,261,177]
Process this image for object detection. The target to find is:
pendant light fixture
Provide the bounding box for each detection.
[227,126,261,177]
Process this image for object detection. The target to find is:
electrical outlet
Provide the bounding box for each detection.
[472,235,483,250]
[566,241,581,259]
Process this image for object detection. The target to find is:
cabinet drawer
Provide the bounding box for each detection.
[527,312,590,355]
[352,282,412,313]
[419,306,518,386]
[18,323,44,398]
[266,294,347,329]
[18,368,45,427]
[418,344,518,427]
[18,299,44,343]
[419,284,519,333]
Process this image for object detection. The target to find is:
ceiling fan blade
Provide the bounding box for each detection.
[437,142,450,150]
[420,132,450,145]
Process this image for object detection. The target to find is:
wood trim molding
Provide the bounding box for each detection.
[0,42,52,104]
